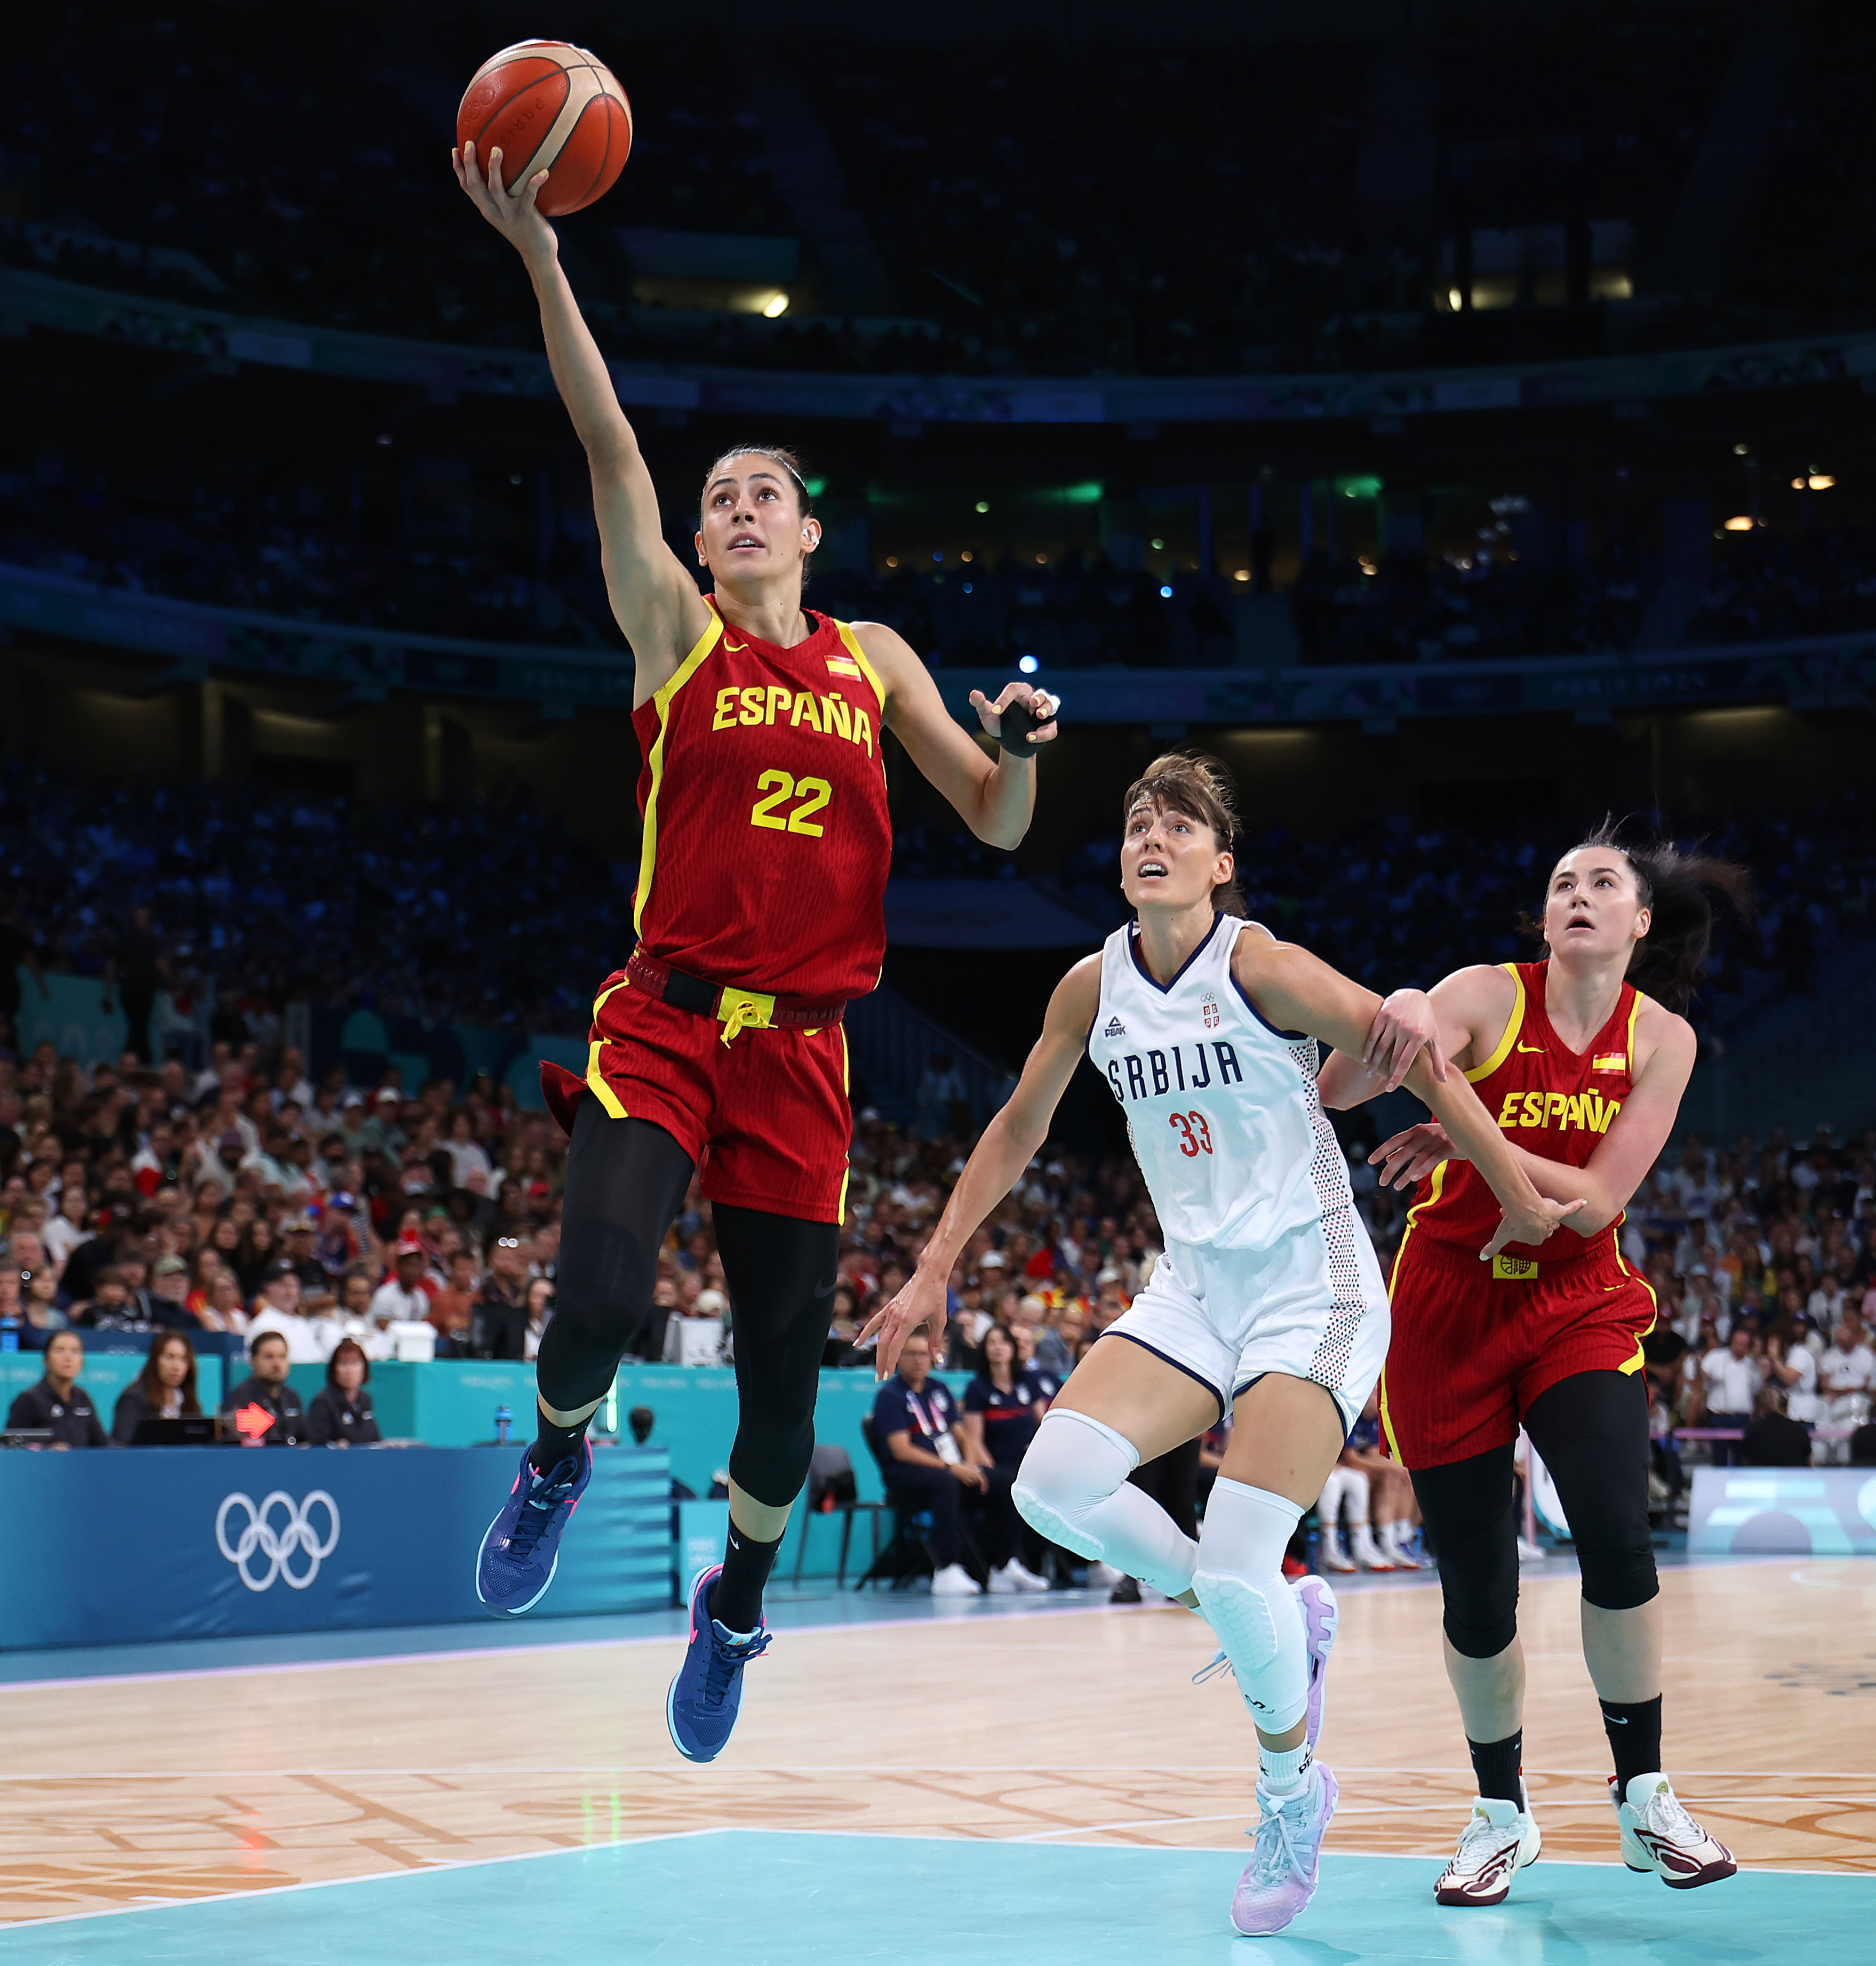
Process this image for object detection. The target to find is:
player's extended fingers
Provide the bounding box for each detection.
[1480,1216,1518,1261]
[1427,1034,1449,1083]
[520,167,549,212]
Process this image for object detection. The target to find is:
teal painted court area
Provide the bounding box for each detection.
[3,1829,1843,1966]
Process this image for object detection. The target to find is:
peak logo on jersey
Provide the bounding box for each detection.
[1202,992,1221,1030]
[1593,1053,1627,1072]
[1104,1017,1127,1038]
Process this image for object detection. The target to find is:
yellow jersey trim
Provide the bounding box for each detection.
[1612,1241,1658,1373]
[1464,963,1527,1083]
[835,619,887,710]
[584,977,633,1119]
[835,1026,852,1225]
[1624,988,1646,1073]
[633,613,725,939]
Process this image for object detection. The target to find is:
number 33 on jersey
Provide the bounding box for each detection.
[630,600,893,1000]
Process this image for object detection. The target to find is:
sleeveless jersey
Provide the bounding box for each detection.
[1404,960,1640,1264]
[629,600,892,1000]
[1087,913,1359,1253]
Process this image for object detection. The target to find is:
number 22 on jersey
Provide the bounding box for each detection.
[749,769,831,836]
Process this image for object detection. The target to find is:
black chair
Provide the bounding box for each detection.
[791,1441,888,1587]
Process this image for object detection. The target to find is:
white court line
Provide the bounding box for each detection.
[7,1763,1875,1781]
[0,1600,1121,1695]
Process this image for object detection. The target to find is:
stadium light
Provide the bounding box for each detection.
[1018,654,1039,674]
[1722,516,1754,531]
[761,292,789,318]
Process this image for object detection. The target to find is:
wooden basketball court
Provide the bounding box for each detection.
[1,1552,1870,1944]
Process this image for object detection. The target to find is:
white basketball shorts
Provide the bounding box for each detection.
[1102,1203,1390,1433]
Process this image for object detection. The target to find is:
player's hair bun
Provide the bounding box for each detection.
[1122,752,1247,916]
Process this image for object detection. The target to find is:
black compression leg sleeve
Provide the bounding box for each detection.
[534,1104,695,1431]
[1523,1371,1659,1612]
[714,1203,840,1511]
[1409,1443,1521,1659]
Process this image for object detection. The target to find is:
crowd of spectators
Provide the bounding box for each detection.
[1685,525,1876,647]
[0,761,633,1036]
[0,5,1773,382]
[1287,539,1656,665]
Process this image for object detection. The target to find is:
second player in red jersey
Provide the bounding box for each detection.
[1318,826,1750,1908]
[455,135,1060,1759]
[1376,957,1656,1467]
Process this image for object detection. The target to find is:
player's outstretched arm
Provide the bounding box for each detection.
[1372,1002,1694,1238]
[858,956,1098,1375]
[853,623,1059,850]
[452,141,708,683]
[1233,932,1582,1259]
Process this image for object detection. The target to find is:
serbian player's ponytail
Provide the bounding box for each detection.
[1122,752,1247,916]
[1567,820,1754,1013]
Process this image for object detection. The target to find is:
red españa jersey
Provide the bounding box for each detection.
[1403,960,1641,1266]
[628,601,892,1000]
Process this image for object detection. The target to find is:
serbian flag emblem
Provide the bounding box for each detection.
[1592,1053,1626,1072]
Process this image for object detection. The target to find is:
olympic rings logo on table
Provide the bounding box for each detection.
[215,1490,342,1592]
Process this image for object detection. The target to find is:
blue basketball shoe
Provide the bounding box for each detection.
[475,1442,591,1616]
[666,1563,772,1764]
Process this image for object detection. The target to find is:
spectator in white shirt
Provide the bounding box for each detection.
[443,1110,493,1190]
[369,1238,433,1326]
[1699,1326,1762,1465]
[244,1264,326,1364]
[1808,1275,1849,1329]
[1818,1321,1875,1422]
[42,1192,93,1268]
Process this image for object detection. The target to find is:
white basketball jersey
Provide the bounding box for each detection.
[1088,913,1356,1252]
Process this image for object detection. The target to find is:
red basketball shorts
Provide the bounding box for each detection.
[547,970,853,1224]
[1379,1232,1657,1470]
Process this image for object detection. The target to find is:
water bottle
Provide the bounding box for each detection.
[494,1403,513,1445]
[0,1312,17,1353]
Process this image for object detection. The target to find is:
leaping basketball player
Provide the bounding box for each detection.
[452,141,1058,1763]
[1317,824,1750,1904]
[861,754,1580,1936]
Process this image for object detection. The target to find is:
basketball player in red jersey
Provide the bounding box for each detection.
[1318,825,1750,1906]
[452,142,1059,1762]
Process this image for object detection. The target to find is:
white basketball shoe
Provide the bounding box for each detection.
[1434,1787,1542,1906]
[1612,1773,1736,1888]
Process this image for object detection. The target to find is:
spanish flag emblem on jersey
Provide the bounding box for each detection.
[1592,1053,1626,1072]
[825,654,862,678]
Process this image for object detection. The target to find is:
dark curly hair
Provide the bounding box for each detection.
[1538,819,1754,1013]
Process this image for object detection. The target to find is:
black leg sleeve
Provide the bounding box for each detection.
[1524,1370,1659,1612]
[1410,1443,1522,1660]
[534,1103,696,1412]
[715,1203,840,1511]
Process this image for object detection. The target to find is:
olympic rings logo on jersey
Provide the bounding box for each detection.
[215,1490,341,1592]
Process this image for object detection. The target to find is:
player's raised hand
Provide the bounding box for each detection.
[970,681,1061,753]
[1481,1192,1586,1261]
[857,1268,949,1379]
[1362,988,1447,1092]
[1370,1121,1455,1190]
[452,140,557,263]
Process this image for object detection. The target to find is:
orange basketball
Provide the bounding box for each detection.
[456,40,632,218]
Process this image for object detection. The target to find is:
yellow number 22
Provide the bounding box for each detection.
[749,769,831,837]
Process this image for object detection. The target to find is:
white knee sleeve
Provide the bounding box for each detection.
[1013,1409,1199,1600]
[1319,1465,1367,1528]
[1193,1477,1310,1735]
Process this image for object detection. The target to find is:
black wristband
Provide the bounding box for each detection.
[992,694,1050,757]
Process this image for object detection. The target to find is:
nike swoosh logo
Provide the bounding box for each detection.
[814,1275,840,1299]
[724,637,748,651]
[1516,1043,1545,1054]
